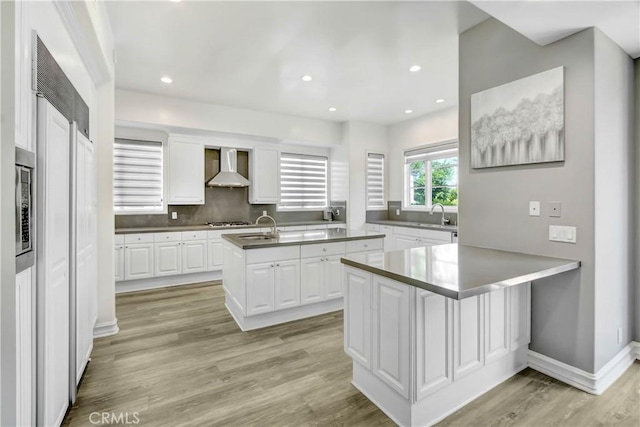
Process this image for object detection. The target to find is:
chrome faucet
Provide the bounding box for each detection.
[430,203,450,226]
[255,213,278,237]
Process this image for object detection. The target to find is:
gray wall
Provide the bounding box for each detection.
[459,20,597,372]
[636,58,640,342]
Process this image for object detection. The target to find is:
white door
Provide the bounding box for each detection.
[114,245,124,281]
[246,263,274,315]
[154,242,182,276]
[37,99,70,427]
[182,240,207,273]
[300,257,324,305]
[124,243,154,280]
[207,239,223,271]
[323,255,343,299]
[274,260,300,309]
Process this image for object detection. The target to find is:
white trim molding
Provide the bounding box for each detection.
[93,318,119,339]
[528,342,639,395]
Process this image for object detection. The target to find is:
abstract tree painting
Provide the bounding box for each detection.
[471,67,564,168]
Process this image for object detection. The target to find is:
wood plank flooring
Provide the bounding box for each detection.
[63,282,639,427]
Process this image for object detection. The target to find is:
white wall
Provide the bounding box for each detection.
[387,107,458,201]
[115,89,342,147]
[593,29,635,369]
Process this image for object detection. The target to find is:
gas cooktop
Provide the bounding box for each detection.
[206,221,252,228]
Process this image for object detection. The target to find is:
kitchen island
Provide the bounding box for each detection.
[222,229,384,330]
[341,244,580,426]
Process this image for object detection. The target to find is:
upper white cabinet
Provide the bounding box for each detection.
[167,136,205,205]
[249,147,280,204]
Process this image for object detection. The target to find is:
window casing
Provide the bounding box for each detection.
[366,153,385,209]
[404,141,458,211]
[114,138,165,214]
[278,153,328,211]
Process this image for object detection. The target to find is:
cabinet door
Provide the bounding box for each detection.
[208,239,223,271]
[249,147,280,203]
[416,290,453,400]
[300,257,325,305]
[246,263,274,315]
[344,268,372,368]
[485,288,509,364]
[510,282,531,350]
[420,238,449,247]
[380,226,394,251]
[154,242,182,277]
[393,235,423,250]
[324,255,343,300]
[167,137,204,205]
[124,243,154,280]
[114,245,124,281]
[453,295,484,380]
[372,276,411,399]
[182,240,207,273]
[274,260,300,310]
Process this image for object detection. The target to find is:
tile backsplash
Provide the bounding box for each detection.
[365,201,458,225]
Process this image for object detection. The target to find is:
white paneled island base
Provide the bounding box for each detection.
[341,244,580,426]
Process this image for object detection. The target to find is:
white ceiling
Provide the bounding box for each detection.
[471,0,640,59]
[105,1,489,125]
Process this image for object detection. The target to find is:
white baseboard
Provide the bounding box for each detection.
[116,270,221,294]
[93,318,119,338]
[528,341,639,395]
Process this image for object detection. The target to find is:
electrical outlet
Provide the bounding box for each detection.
[336,209,340,216]
[395,209,400,216]
[529,201,540,216]
[263,210,267,216]
[548,202,562,218]
[171,212,178,220]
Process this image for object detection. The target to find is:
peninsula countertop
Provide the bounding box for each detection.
[366,219,458,233]
[341,244,580,300]
[115,220,346,234]
[223,228,385,249]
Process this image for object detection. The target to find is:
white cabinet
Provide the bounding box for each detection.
[453,295,485,380]
[324,255,344,299]
[182,239,207,273]
[124,243,154,280]
[344,268,372,368]
[154,241,182,277]
[510,282,531,350]
[167,136,204,205]
[301,257,325,305]
[249,147,280,204]
[394,226,452,250]
[208,240,223,271]
[394,235,425,250]
[246,262,275,315]
[380,225,394,251]
[274,260,301,309]
[114,244,124,282]
[372,276,411,398]
[485,288,509,364]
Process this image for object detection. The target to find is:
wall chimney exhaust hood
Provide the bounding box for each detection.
[206,148,250,187]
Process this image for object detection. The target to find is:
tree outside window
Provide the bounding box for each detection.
[407,155,458,208]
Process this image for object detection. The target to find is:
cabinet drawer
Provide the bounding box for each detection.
[246,246,300,264]
[346,239,383,254]
[124,233,154,244]
[115,234,124,245]
[366,223,380,233]
[154,232,182,242]
[420,229,452,242]
[301,241,346,258]
[181,230,208,241]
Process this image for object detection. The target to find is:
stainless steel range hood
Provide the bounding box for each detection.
[206,148,250,187]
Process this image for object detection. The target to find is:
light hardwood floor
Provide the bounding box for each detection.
[63,282,639,427]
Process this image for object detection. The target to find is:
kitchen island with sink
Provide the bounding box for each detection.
[341,244,580,426]
[222,229,385,330]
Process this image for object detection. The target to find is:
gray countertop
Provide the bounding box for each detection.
[115,220,346,235]
[367,219,458,233]
[223,229,385,249]
[341,244,580,300]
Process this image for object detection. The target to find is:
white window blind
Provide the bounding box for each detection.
[114,138,164,213]
[366,153,385,208]
[279,153,328,210]
[404,141,458,163]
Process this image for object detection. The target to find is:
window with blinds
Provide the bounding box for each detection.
[279,153,328,210]
[113,138,164,213]
[366,153,385,209]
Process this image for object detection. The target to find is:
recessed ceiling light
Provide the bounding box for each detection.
[328,107,337,112]
[301,75,313,82]
[435,98,445,104]
[404,109,413,114]
[161,76,173,84]
[409,65,421,72]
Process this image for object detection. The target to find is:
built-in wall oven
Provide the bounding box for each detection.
[16,146,35,273]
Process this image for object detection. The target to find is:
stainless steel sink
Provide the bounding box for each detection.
[237,234,275,240]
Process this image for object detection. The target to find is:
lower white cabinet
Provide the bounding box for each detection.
[393,235,425,250]
[324,255,343,299]
[114,244,124,281]
[246,259,301,314]
[344,268,372,368]
[182,240,207,273]
[208,240,223,271]
[124,243,154,280]
[274,260,301,309]
[154,241,182,277]
[301,255,344,305]
[453,295,485,380]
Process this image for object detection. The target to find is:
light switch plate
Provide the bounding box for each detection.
[549,225,577,244]
[529,201,540,216]
[548,202,562,218]
[395,209,400,216]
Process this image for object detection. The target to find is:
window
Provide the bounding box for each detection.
[404,141,458,210]
[279,153,328,210]
[366,153,385,209]
[113,138,164,214]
